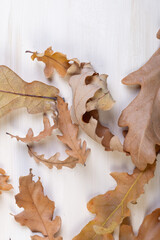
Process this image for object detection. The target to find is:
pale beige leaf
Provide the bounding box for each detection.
[118,46,160,170]
[73,163,155,240]
[7,114,57,144]
[0,66,59,118]
[14,171,62,240]
[69,62,115,150]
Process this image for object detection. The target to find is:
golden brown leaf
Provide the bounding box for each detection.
[120,209,160,240]
[0,168,13,194]
[56,97,90,165]
[14,170,62,240]
[73,163,155,240]
[118,45,160,170]
[28,146,78,169]
[28,47,70,78]
[7,114,57,144]
[69,62,116,151]
[0,66,59,118]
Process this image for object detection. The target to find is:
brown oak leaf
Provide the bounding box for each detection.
[0,168,13,194]
[118,43,160,170]
[69,62,119,151]
[73,163,155,240]
[14,170,62,240]
[27,97,90,169]
[28,146,78,169]
[7,114,57,144]
[27,47,70,78]
[0,66,59,118]
[56,96,90,165]
[119,209,160,240]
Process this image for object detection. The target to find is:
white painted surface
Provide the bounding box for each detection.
[0,0,160,239]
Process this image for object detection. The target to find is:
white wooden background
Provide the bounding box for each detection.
[0,0,160,239]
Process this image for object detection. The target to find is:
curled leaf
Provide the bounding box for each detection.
[0,168,13,194]
[69,62,116,151]
[119,44,160,170]
[28,146,78,169]
[14,170,62,240]
[7,114,57,144]
[28,47,70,78]
[73,163,155,240]
[27,97,90,169]
[0,66,59,118]
[120,209,160,240]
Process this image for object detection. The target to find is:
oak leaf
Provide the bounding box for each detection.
[119,209,160,240]
[7,114,57,144]
[56,96,90,165]
[0,66,59,118]
[28,146,77,169]
[0,168,13,194]
[28,47,70,78]
[14,170,62,240]
[118,45,160,170]
[27,97,90,169]
[73,163,155,240]
[69,62,117,151]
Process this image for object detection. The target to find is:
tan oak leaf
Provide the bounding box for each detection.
[14,170,62,240]
[0,66,59,118]
[118,45,160,170]
[73,163,155,240]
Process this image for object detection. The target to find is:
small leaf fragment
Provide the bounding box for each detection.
[0,168,13,194]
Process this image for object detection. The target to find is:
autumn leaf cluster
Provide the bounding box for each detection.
[0,29,160,240]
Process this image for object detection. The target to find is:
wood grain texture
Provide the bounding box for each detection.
[0,1,160,240]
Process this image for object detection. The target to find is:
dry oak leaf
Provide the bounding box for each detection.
[56,96,90,165]
[28,47,71,78]
[0,168,13,194]
[14,170,62,240]
[73,162,155,240]
[29,48,120,151]
[27,97,90,169]
[69,62,119,151]
[0,66,59,118]
[119,208,160,240]
[7,114,57,144]
[28,146,78,169]
[118,45,160,170]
